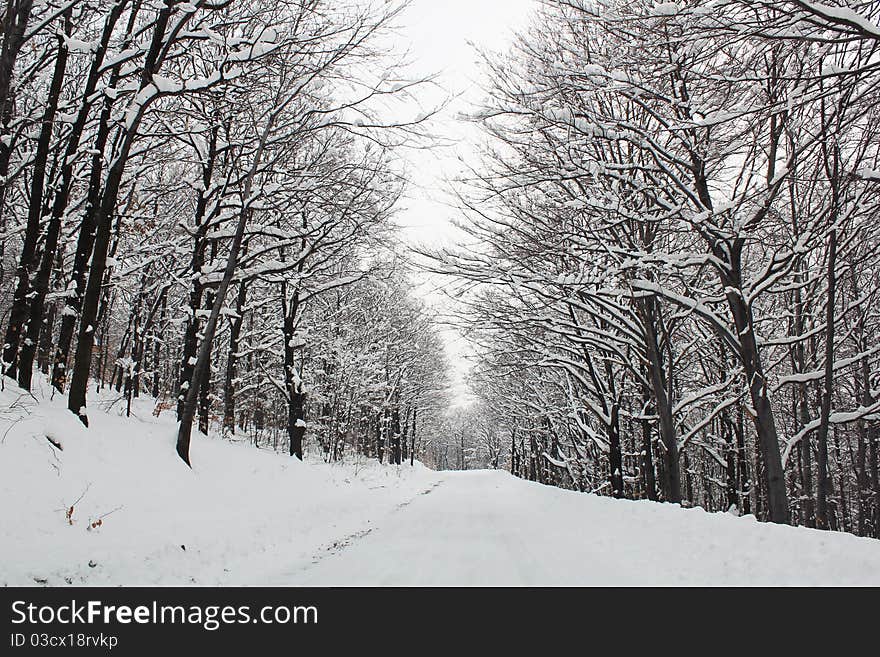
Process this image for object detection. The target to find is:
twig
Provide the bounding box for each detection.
[54,483,92,514]
[69,484,91,508]
[1,415,23,444]
[98,505,123,520]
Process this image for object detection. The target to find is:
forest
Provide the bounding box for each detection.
[2,0,880,545]
[0,0,451,471]
[430,0,880,537]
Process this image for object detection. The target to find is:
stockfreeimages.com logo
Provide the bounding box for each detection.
[11,599,318,632]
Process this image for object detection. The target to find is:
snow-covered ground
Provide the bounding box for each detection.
[291,470,880,585]
[0,376,441,586]
[2,376,879,586]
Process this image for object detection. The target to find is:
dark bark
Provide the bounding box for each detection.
[37,253,59,374]
[68,0,176,422]
[639,296,680,503]
[833,428,847,533]
[683,448,694,504]
[49,0,136,393]
[722,411,739,511]
[685,107,789,522]
[151,289,166,399]
[401,405,409,463]
[198,286,214,436]
[0,0,34,230]
[735,404,751,516]
[815,229,837,530]
[222,280,246,433]
[870,424,880,539]
[723,252,790,523]
[390,404,402,465]
[640,391,657,501]
[410,406,417,466]
[198,358,212,433]
[799,386,815,528]
[5,21,68,382]
[123,274,147,415]
[528,431,538,481]
[376,412,384,463]
[177,121,220,418]
[854,307,872,535]
[608,402,623,498]
[176,188,254,464]
[287,391,306,459]
[278,221,308,460]
[510,427,518,475]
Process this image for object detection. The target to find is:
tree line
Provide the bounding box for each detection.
[429,0,880,537]
[0,0,449,466]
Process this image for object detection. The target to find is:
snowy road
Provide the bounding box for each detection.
[283,470,880,586]
[7,387,879,587]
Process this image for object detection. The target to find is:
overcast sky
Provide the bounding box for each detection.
[394,0,536,243]
[388,0,538,405]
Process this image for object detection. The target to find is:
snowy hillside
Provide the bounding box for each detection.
[2,376,879,587]
[0,377,440,586]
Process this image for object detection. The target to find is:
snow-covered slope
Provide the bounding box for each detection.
[0,376,440,586]
[2,376,879,586]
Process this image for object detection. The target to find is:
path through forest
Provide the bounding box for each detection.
[4,383,880,587]
[281,470,880,586]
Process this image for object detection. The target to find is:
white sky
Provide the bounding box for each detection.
[389,0,537,405]
[394,0,536,242]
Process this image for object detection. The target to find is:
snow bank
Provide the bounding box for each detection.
[0,376,439,586]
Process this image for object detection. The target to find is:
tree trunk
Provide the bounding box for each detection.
[176,197,252,464]
[177,122,219,418]
[735,405,750,516]
[641,412,657,501]
[410,406,417,466]
[815,229,837,530]
[5,23,68,381]
[723,411,739,511]
[282,299,306,460]
[152,290,167,399]
[66,0,177,419]
[639,296,680,503]
[799,385,815,528]
[608,402,623,498]
[869,424,880,539]
[52,94,116,393]
[401,405,409,463]
[30,3,129,392]
[51,2,140,394]
[376,412,384,463]
[724,251,790,524]
[197,284,214,436]
[222,280,247,433]
[288,391,306,459]
[0,0,34,233]
[391,404,402,465]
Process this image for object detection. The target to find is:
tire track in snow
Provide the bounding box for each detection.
[299,480,443,572]
[393,480,442,510]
